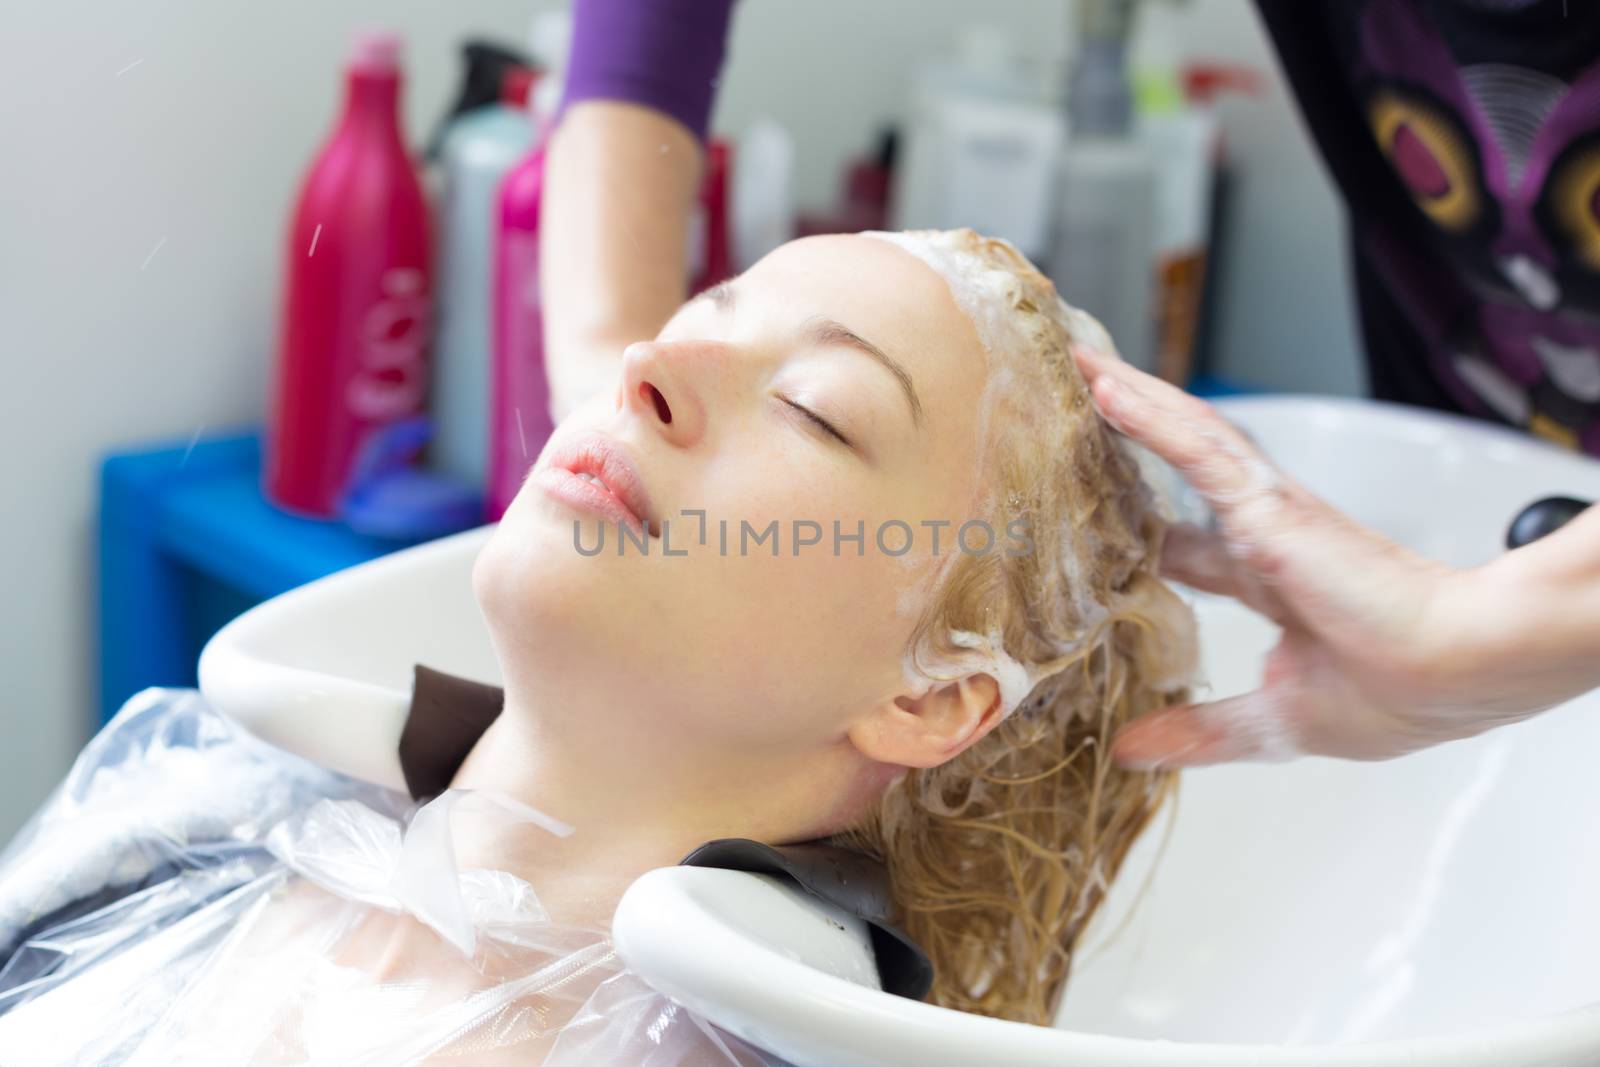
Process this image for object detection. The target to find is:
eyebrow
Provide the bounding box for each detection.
[692,282,925,430]
[802,317,924,429]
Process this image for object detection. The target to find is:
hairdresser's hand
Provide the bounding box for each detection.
[1072,346,1600,766]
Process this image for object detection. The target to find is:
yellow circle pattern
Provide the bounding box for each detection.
[1369,90,1481,232]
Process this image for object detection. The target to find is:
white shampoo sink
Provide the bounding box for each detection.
[200,396,1600,1065]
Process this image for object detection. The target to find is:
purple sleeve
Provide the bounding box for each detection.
[559,0,737,143]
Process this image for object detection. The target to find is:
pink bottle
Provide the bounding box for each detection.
[487,135,736,521]
[691,139,734,295]
[266,31,433,517]
[488,135,553,521]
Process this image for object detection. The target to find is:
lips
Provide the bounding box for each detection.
[536,432,659,538]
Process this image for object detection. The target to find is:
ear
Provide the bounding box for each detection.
[848,673,1006,769]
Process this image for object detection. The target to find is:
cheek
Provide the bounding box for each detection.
[668,548,914,741]
[636,469,921,720]
[702,521,920,698]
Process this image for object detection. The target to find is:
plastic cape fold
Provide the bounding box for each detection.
[0,688,778,1066]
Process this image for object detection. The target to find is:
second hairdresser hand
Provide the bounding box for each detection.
[1071,345,1600,767]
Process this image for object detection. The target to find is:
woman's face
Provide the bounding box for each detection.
[475,234,992,756]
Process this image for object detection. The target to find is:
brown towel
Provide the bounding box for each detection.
[398,664,505,800]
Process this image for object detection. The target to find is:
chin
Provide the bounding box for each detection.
[471,519,659,682]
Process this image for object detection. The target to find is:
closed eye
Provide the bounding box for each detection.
[779,396,853,449]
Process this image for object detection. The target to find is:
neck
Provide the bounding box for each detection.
[446,681,875,927]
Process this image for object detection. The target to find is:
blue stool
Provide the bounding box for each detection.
[97,430,433,725]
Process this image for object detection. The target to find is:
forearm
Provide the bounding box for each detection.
[1443,504,1600,714]
[538,0,737,423]
[540,101,701,421]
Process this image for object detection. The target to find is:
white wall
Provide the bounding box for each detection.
[0,0,559,841]
[0,0,1359,839]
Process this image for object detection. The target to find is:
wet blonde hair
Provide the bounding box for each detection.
[835,229,1198,1025]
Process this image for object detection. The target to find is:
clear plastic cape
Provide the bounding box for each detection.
[0,688,783,1066]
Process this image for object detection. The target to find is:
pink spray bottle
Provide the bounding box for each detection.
[488,133,552,523]
[487,133,735,521]
[266,30,433,517]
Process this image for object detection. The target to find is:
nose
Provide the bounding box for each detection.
[620,339,732,448]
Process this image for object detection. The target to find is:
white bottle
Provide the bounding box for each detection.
[430,80,538,489]
[732,118,796,272]
[1051,0,1158,372]
[892,27,1065,262]
[1052,141,1156,370]
[1132,0,1219,381]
